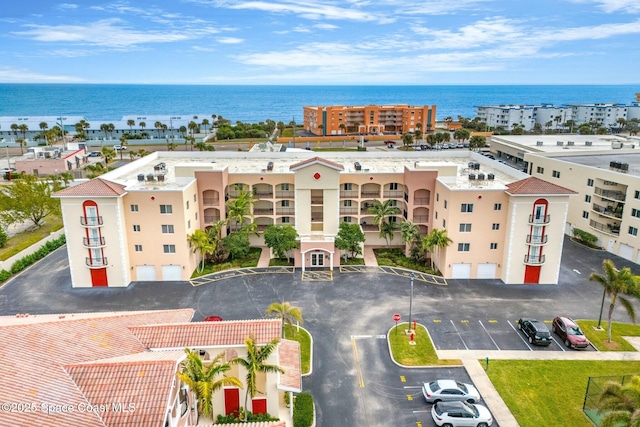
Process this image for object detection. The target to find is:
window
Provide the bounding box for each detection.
[163,244,176,253]
[536,166,544,174]
[629,226,638,236]
[490,243,498,250]
[435,211,438,220]
[583,211,589,219]
[281,183,290,191]
[282,217,290,223]
[552,170,561,178]
[444,200,448,209]
[133,225,141,232]
[492,223,500,230]
[635,190,640,200]
[443,219,446,228]
[436,193,439,202]
[389,183,398,190]
[632,208,640,218]
[585,195,591,203]
[282,200,290,207]
[130,204,139,212]
[186,201,189,210]
[160,204,173,214]
[193,194,197,202]
[494,203,502,211]
[134,244,142,252]
[187,220,191,229]
[161,225,174,234]
[458,243,470,252]
[344,200,352,207]
[343,183,352,190]
[195,212,198,220]
[459,223,471,232]
[587,178,594,187]
[389,216,397,223]
[461,203,473,213]
[343,216,352,223]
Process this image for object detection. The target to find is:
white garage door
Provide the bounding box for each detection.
[136,265,157,281]
[477,263,497,279]
[619,244,633,261]
[162,265,182,281]
[451,263,471,279]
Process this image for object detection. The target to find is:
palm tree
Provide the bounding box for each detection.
[206,220,227,263]
[232,337,284,421]
[596,375,640,427]
[339,123,346,135]
[265,301,303,337]
[178,348,242,418]
[154,121,163,137]
[139,121,146,132]
[188,229,213,273]
[589,259,640,342]
[18,124,29,142]
[188,121,199,137]
[226,188,255,231]
[118,135,127,160]
[201,119,210,134]
[400,220,420,256]
[179,125,187,137]
[100,123,110,140]
[421,228,452,270]
[127,119,135,131]
[379,221,398,246]
[107,123,115,139]
[100,146,116,165]
[10,123,18,136]
[368,200,400,228]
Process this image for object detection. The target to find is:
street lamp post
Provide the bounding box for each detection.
[409,273,415,332]
[596,286,607,330]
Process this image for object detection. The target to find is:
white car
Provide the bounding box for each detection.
[422,379,480,403]
[113,145,127,150]
[431,401,493,427]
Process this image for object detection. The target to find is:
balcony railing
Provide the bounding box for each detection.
[311,214,324,222]
[592,203,623,219]
[275,191,295,198]
[413,215,429,223]
[340,190,358,198]
[414,197,430,206]
[589,219,620,236]
[204,215,221,223]
[523,254,545,265]
[526,235,548,245]
[202,197,219,206]
[528,214,550,224]
[82,237,106,247]
[253,208,274,215]
[361,224,379,231]
[383,190,404,198]
[340,207,358,214]
[80,216,103,226]
[361,191,380,197]
[85,257,108,267]
[594,187,626,201]
[254,191,273,197]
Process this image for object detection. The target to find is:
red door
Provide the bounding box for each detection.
[224,388,240,416]
[524,265,541,284]
[90,268,108,287]
[252,398,267,414]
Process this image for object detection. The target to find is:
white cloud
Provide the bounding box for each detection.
[217,37,244,44]
[567,0,640,13]
[313,23,339,30]
[0,67,84,83]
[58,3,79,9]
[192,46,217,52]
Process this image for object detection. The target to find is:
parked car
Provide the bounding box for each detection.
[431,401,493,427]
[422,379,480,403]
[518,318,551,346]
[203,315,223,322]
[88,151,101,157]
[384,140,396,146]
[113,145,126,150]
[552,316,590,349]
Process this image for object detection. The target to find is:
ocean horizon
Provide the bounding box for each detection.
[0,84,638,124]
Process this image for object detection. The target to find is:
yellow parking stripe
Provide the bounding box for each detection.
[351,338,365,388]
[407,394,413,401]
[400,376,406,383]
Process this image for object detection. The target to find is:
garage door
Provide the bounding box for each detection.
[136,265,157,281]
[451,263,471,279]
[619,244,633,261]
[162,265,182,281]
[477,263,497,279]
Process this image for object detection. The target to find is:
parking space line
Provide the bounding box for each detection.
[550,335,566,351]
[351,338,365,388]
[449,320,469,350]
[478,320,500,350]
[412,410,430,414]
[400,376,406,382]
[508,320,533,350]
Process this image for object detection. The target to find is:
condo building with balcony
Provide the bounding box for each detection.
[303,104,437,136]
[54,150,575,287]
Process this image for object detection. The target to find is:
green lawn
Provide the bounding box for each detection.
[341,257,365,265]
[190,247,262,278]
[373,248,439,275]
[269,258,294,266]
[486,360,640,427]
[0,216,64,261]
[388,323,460,366]
[284,324,311,375]
[577,320,640,351]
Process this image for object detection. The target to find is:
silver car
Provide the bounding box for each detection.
[422,379,480,403]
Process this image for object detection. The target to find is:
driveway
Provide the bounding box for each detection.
[0,236,637,426]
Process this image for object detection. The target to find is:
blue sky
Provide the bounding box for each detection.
[1,0,639,84]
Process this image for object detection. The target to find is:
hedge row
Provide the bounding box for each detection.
[0,235,66,284]
[293,392,314,427]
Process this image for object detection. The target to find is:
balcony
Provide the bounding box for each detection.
[523,254,545,265]
[85,257,108,268]
[589,219,620,236]
[361,191,380,197]
[253,208,274,215]
[202,197,219,206]
[413,215,429,223]
[340,190,358,198]
[339,207,358,215]
[592,203,623,219]
[80,216,103,226]
[526,235,548,245]
[414,198,430,206]
[254,191,273,198]
[383,190,404,198]
[276,207,295,215]
[204,215,220,223]
[528,214,550,224]
[594,187,626,202]
[275,191,295,199]
[82,237,106,247]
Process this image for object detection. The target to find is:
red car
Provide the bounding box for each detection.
[552,316,590,349]
[203,315,223,322]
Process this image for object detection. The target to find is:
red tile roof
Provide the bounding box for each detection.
[195,422,286,427]
[53,178,127,197]
[0,309,193,427]
[278,339,302,392]
[129,319,281,349]
[289,156,345,171]
[505,176,577,195]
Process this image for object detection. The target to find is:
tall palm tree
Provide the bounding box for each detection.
[139,121,146,132]
[188,121,199,137]
[206,220,227,263]
[400,220,420,256]
[596,375,640,427]
[339,123,346,135]
[232,337,284,421]
[368,199,400,246]
[226,188,255,231]
[201,119,210,134]
[188,229,213,272]
[18,124,29,140]
[100,123,110,140]
[127,119,135,131]
[589,259,640,342]
[178,348,242,418]
[107,123,115,139]
[265,301,303,337]
[179,125,187,137]
[379,221,398,246]
[421,228,452,270]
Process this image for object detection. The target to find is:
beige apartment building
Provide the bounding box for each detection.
[54,150,575,287]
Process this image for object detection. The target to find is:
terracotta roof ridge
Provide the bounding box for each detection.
[59,364,108,427]
[64,358,180,369]
[131,318,279,328]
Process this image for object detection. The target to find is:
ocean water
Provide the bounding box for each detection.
[0,84,637,123]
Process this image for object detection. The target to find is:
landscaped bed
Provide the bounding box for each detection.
[388,322,460,366]
[374,248,439,275]
[284,324,312,375]
[577,320,640,351]
[190,247,262,278]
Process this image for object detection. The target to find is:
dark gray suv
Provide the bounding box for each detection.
[518,318,551,346]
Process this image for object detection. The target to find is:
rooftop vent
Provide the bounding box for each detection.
[157,174,165,182]
[556,141,564,146]
[536,141,543,146]
[477,173,485,180]
[473,162,480,170]
[137,174,145,182]
[468,161,475,169]
[567,141,575,146]
[585,141,593,146]
[354,162,362,171]
[267,161,274,171]
[621,163,629,171]
[154,162,166,171]
[487,173,495,180]
[146,174,155,182]
[468,173,476,180]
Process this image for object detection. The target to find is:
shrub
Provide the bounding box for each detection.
[293,392,314,427]
[0,227,7,248]
[573,228,598,246]
[0,270,11,283]
[8,235,66,276]
[215,409,279,424]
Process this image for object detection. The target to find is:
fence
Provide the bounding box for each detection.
[583,374,636,426]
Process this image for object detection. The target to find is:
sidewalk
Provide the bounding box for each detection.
[257,246,271,267]
[362,246,378,266]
